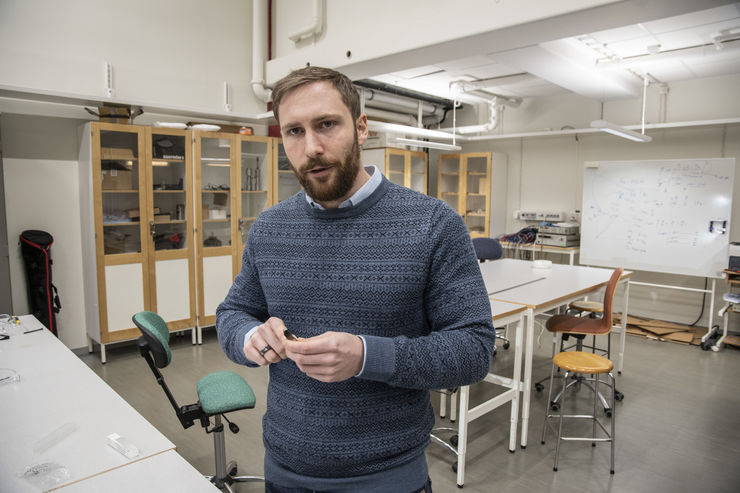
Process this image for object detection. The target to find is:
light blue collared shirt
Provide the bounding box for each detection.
[304,165,382,209]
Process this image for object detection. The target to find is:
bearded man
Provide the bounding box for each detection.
[216,66,495,493]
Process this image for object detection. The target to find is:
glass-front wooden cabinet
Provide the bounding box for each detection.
[80,122,195,362]
[81,123,298,356]
[361,147,428,194]
[438,152,491,237]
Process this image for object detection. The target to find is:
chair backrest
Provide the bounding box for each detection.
[132,311,172,368]
[599,267,624,333]
[472,237,503,262]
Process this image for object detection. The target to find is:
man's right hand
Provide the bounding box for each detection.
[244,316,290,365]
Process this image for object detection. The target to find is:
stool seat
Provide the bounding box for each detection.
[197,371,256,415]
[553,352,613,374]
[569,300,604,313]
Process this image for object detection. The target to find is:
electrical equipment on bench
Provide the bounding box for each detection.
[729,242,740,271]
[535,224,580,247]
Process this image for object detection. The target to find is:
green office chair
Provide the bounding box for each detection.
[133,311,263,492]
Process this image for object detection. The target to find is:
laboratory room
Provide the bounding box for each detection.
[2,0,740,492]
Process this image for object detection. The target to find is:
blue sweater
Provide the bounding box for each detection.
[216,177,495,481]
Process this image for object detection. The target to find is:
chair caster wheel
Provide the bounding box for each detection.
[605,408,612,418]
[450,435,458,447]
[503,341,510,350]
[553,467,558,472]
[535,383,544,392]
[700,341,712,350]
[550,402,560,412]
[452,461,458,473]
[226,461,238,477]
[615,391,624,401]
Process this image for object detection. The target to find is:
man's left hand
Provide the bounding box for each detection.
[285,332,364,383]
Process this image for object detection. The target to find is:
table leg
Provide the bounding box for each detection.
[509,316,524,452]
[456,385,470,487]
[520,307,535,449]
[617,280,630,374]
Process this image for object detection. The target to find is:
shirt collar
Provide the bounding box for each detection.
[305,165,382,210]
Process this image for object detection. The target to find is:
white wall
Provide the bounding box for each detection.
[0,0,264,119]
[3,159,87,349]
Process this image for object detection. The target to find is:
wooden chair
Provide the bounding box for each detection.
[541,351,616,474]
[535,268,624,416]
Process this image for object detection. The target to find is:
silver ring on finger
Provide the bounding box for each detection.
[259,345,273,356]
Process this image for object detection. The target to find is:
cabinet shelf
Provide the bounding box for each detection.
[153,189,185,193]
[241,190,267,194]
[441,172,460,177]
[203,218,230,223]
[154,220,186,225]
[202,189,230,193]
[102,189,138,194]
[103,221,140,227]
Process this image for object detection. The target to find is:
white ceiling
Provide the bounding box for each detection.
[370,3,740,104]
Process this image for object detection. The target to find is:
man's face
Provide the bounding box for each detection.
[278,81,368,204]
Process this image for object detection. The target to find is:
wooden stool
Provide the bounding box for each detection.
[568,300,604,314]
[541,351,616,474]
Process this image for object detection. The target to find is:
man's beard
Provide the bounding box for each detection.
[293,136,361,203]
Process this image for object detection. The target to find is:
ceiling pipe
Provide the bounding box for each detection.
[595,38,740,71]
[362,89,443,118]
[288,0,324,43]
[364,107,418,127]
[463,117,740,142]
[251,0,271,103]
[440,98,502,135]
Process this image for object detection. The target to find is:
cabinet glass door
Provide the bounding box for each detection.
[238,137,270,246]
[199,136,233,248]
[464,155,490,236]
[386,149,405,187]
[151,132,188,251]
[100,129,144,255]
[409,151,427,193]
[438,155,462,212]
[274,141,302,203]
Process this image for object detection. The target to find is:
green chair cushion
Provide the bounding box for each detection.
[197,371,256,414]
[133,311,171,366]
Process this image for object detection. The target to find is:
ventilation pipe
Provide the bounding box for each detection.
[364,107,418,127]
[289,0,324,43]
[252,0,271,103]
[441,81,522,135]
[362,89,444,120]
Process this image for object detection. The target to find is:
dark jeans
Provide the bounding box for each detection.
[265,477,432,493]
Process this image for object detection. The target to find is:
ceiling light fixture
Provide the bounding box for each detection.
[367,120,462,141]
[394,137,462,151]
[590,120,652,142]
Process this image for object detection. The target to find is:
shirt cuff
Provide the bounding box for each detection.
[243,324,260,347]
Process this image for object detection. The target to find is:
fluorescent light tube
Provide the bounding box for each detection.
[394,137,462,151]
[590,120,652,142]
[367,120,462,141]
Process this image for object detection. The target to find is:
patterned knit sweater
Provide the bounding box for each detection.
[216,177,495,479]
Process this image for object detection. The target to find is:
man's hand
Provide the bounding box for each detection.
[244,317,290,366]
[285,332,364,383]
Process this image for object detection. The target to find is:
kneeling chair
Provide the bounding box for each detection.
[133,311,263,492]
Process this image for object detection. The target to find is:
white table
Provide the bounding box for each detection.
[500,241,580,265]
[60,450,220,492]
[485,259,631,448]
[0,316,202,492]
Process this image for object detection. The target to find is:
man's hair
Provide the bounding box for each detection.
[271,66,361,125]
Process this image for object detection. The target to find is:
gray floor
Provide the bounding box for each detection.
[80,328,740,493]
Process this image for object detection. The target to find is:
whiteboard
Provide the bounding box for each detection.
[580,158,735,278]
